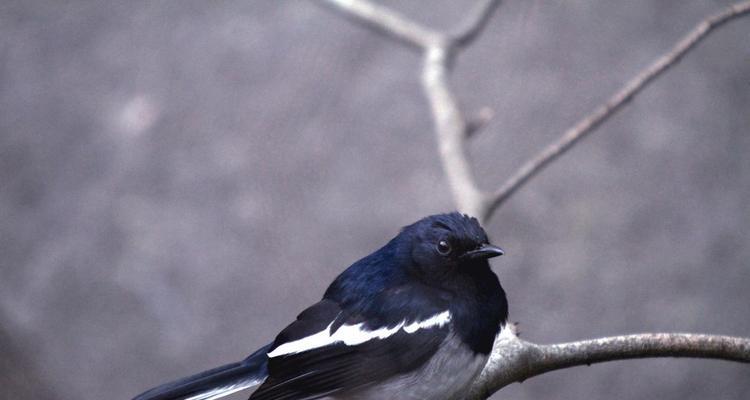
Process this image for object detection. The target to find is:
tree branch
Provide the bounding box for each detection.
[320,0,501,218]
[422,45,487,218]
[484,1,750,220]
[420,0,503,218]
[467,330,750,399]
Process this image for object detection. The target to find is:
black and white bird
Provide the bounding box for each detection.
[133,212,508,400]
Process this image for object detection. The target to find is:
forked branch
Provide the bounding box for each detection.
[322,0,750,222]
[318,0,750,399]
[321,0,502,218]
[321,0,441,49]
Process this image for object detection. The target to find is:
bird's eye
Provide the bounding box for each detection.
[436,240,452,255]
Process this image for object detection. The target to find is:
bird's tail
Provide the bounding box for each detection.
[133,344,271,400]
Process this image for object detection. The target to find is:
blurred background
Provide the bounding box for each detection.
[1,1,749,399]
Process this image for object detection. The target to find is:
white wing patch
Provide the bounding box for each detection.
[267,310,452,358]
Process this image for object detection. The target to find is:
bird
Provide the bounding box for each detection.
[133,212,508,400]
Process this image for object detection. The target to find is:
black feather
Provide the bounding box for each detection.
[132,344,271,400]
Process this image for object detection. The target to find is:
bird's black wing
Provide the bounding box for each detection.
[249,293,450,400]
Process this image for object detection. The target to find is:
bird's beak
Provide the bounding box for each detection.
[461,244,505,260]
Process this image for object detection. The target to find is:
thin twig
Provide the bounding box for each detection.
[467,331,750,399]
[484,1,750,220]
[320,0,441,49]
[449,0,503,47]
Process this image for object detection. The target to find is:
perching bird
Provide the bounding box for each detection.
[133,212,508,400]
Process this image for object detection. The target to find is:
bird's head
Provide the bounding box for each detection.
[398,212,503,280]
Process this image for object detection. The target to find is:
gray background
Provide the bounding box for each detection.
[1,1,749,399]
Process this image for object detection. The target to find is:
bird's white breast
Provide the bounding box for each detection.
[332,332,488,400]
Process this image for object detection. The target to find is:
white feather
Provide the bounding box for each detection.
[267,310,452,358]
